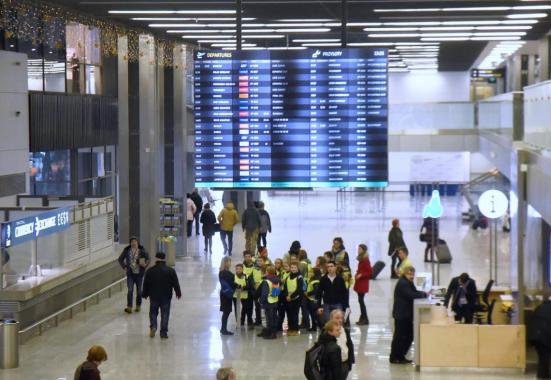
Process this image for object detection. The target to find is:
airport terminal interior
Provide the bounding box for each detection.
[1,0,551,379]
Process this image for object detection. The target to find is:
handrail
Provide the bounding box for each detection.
[19,277,125,343]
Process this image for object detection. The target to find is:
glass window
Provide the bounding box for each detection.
[30,150,71,195]
[85,64,102,94]
[66,22,102,94]
[43,17,66,93]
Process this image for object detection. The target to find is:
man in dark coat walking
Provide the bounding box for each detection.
[142,252,181,339]
[190,188,204,236]
[389,265,427,364]
[444,272,478,324]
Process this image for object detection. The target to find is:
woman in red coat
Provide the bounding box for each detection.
[353,244,373,325]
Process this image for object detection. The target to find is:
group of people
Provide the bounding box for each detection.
[217,237,374,341]
[187,195,273,257]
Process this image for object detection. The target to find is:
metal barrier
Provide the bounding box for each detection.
[0,320,19,368]
[18,277,125,343]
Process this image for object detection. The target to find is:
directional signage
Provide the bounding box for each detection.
[0,207,71,248]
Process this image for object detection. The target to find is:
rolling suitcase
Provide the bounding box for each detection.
[371,261,386,280]
[435,243,452,263]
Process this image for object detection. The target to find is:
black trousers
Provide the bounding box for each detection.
[390,318,413,361]
[287,298,301,331]
[536,344,551,379]
[357,292,368,320]
[454,307,474,324]
[221,310,231,332]
[241,297,254,325]
[186,220,193,237]
[257,232,267,248]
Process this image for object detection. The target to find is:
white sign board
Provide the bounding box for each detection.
[478,190,508,219]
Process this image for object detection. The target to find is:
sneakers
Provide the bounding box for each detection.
[134,305,141,312]
[124,307,132,314]
[287,330,299,336]
[389,357,413,364]
[150,328,156,338]
[160,334,168,339]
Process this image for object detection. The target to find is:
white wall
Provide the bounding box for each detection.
[389,71,471,104]
[0,51,29,194]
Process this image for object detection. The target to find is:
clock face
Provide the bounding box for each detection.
[478,190,508,219]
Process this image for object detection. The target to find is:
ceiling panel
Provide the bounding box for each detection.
[47,0,551,71]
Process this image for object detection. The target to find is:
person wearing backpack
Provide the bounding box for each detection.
[259,265,281,339]
[318,320,346,380]
[257,201,272,249]
[330,309,355,379]
[285,262,304,336]
[219,256,236,336]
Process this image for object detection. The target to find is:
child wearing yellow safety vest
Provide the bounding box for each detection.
[284,262,304,336]
[259,265,281,340]
[277,261,290,331]
[305,267,322,331]
[233,264,255,328]
[298,249,313,330]
[251,256,265,326]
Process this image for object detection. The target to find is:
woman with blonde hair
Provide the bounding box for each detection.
[219,256,236,335]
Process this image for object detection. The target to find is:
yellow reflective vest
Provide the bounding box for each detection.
[265,279,279,304]
[233,274,248,300]
[306,279,320,302]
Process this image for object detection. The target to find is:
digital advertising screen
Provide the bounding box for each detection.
[193,48,388,188]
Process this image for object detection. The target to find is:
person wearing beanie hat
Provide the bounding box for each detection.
[142,252,182,339]
[118,237,150,314]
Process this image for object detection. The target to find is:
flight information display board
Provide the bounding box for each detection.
[194,48,388,188]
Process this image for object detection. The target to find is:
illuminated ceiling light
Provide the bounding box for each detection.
[182,35,233,39]
[389,68,410,72]
[240,29,276,33]
[211,43,256,47]
[502,19,539,24]
[385,22,441,26]
[131,17,255,21]
[266,23,325,27]
[368,33,420,38]
[364,27,419,32]
[374,8,441,12]
[197,39,240,43]
[348,22,381,26]
[421,37,470,41]
[167,30,222,33]
[278,19,334,22]
[347,42,394,46]
[275,28,331,32]
[293,38,340,42]
[470,36,522,40]
[473,31,526,36]
[244,35,285,39]
[149,24,207,28]
[301,42,342,46]
[507,13,547,18]
[365,25,532,32]
[374,5,551,12]
[267,46,307,50]
[109,10,236,14]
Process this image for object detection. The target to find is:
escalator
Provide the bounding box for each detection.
[461,168,501,225]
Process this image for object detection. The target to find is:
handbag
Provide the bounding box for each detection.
[419,233,427,242]
[214,223,221,233]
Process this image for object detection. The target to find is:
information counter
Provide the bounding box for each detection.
[414,299,525,370]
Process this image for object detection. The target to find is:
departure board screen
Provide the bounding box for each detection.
[194,48,388,188]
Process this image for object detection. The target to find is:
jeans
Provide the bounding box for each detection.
[357,292,368,320]
[149,298,171,336]
[265,304,278,334]
[194,212,200,235]
[390,318,414,361]
[186,220,193,237]
[245,228,259,254]
[322,303,344,325]
[204,235,213,253]
[220,230,233,255]
[257,232,267,249]
[286,298,301,331]
[126,273,144,307]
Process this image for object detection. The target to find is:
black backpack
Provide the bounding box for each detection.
[304,342,325,380]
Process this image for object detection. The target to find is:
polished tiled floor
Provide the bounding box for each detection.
[2,191,529,379]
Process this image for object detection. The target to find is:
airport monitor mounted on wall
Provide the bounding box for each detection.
[193,48,388,189]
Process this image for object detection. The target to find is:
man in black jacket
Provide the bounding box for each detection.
[142,252,181,339]
[118,237,150,313]
[529,299,551,379]
[317,261,349,324]
[390,266,427,364]
[444,272,478,324]
[190,188,203,236]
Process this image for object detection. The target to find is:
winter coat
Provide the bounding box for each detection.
[186,198,197,221]
[388,226,405,256]
[258,209,272,234]
[117,245,150,276]
[317,274,349,308]
[74,360,101,380]
[528,300,551,349]
[219,269,236,313]
[190,192,203,215]
[242,206,261,231]
[353,257,373,294]
[444,276,478,313]
[218,203,239,232]
[318,332,345,380]
[200,209,217,237]
[393,276,427,320]
[142,262,182,301]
